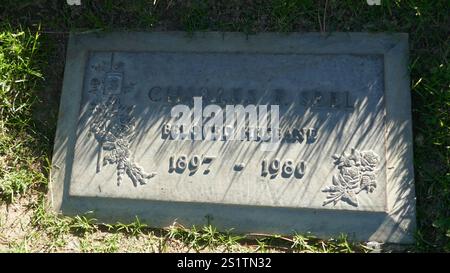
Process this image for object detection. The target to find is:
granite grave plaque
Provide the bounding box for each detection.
[51,32,416,243]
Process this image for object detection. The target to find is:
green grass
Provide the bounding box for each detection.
[0,0,448,252]
[0,25,48,203]
[0,26,42,130]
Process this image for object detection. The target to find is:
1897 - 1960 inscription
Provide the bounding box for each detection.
[51,32,416,243]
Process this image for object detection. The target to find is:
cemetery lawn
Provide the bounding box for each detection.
[0,1,448,252]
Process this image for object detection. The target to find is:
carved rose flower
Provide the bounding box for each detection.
[360,173,377,193]
[340,167,361,187]
[360,151,379,170]
[324,170,360,207]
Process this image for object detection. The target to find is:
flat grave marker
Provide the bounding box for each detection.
[51,32,416,243]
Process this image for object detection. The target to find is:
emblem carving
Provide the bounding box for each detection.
[88,56,156,186]
[322,148,379,207]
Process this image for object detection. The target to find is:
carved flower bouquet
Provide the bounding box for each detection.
[89,95,156,187]
[322,148,380,207]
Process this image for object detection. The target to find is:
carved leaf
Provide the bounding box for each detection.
[322,185,341,192]
[332,174,340,186]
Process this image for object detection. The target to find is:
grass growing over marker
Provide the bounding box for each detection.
[0,0,448,252]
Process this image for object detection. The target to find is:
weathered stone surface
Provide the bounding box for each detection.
[51,32,416,243]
